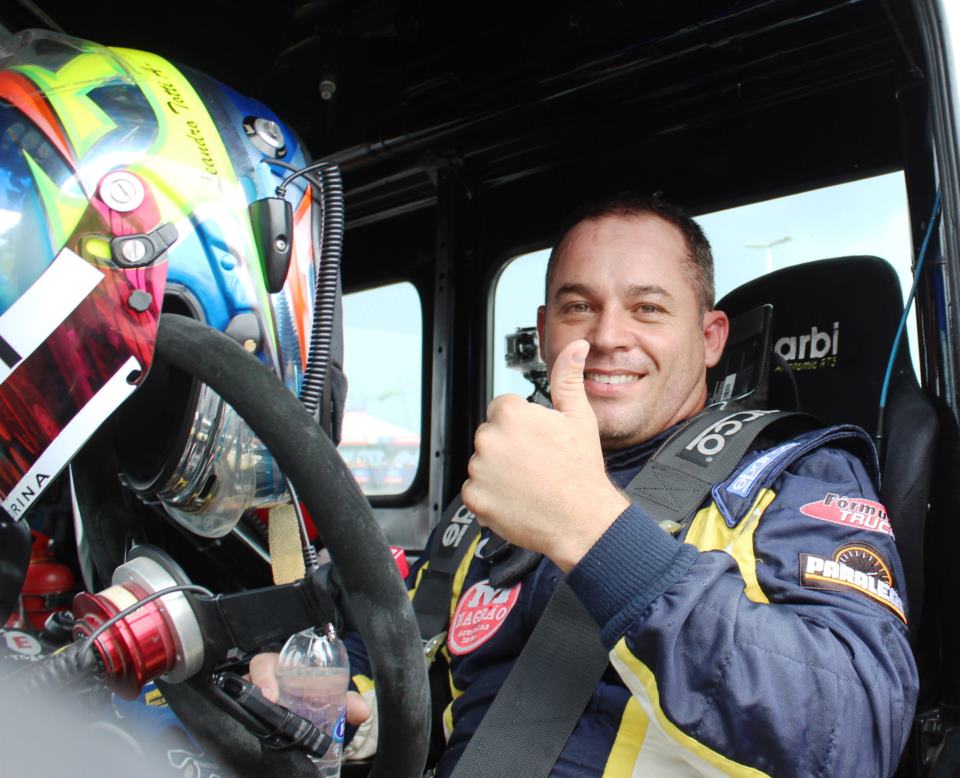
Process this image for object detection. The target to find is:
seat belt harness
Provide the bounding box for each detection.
[412,502,481,644]
[450,407,814,778]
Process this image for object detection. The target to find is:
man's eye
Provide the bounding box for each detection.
[564,303,592,314]
[635,304,662,315]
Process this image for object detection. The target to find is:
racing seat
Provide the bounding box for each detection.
[714,256,938,643]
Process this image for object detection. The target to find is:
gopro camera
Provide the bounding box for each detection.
[505,327,547,381]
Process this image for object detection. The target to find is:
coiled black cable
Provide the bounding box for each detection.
[297,163,343,420]
[263,158,345,424]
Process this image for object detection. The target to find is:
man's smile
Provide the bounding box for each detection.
[584,370,644,397]
[584,372,641,385]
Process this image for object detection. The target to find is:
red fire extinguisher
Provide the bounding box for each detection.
[5,531,76,631]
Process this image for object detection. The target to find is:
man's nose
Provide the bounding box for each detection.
[588,308,633,352]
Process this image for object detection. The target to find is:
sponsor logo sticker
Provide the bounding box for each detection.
[728,441,802,497]
[447,579,521,655]
[800,493,893,537]
[4,630,41,656]
[774,321,840,372]
[799,543,905,623]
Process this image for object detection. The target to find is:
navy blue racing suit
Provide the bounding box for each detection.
[348,424,918,777]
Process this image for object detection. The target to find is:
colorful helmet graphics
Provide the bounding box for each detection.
[0,30,336,535]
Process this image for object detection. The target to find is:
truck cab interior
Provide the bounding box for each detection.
[4,0,960,775]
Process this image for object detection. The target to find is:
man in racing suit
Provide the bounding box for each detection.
[254,194,918,776]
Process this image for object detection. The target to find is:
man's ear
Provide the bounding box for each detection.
[703,309,729,369]
[536,305,547,354]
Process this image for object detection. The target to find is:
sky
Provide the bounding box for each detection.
[342,281,422,431]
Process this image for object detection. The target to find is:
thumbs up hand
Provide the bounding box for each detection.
[461,340,629,571]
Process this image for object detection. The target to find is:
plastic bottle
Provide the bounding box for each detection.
[277,624,350,777]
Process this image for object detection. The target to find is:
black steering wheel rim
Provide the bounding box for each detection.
[151,313,430,778]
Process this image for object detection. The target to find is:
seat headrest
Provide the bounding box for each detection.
[716,256,913,433]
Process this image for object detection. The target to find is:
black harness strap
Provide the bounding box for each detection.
[412,501,481,642]
[624,408,810,525]
[451,407,813,778]
[411,501,483,767]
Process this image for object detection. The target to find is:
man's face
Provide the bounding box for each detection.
[537,214,728,450]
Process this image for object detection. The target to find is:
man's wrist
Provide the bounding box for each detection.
[566,503,696,648]
[549,490,630,572]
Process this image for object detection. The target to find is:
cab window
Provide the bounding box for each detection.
[340,281,422,496]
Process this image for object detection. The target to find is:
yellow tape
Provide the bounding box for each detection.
[268,504,306,585]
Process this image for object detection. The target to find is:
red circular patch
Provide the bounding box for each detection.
[447,579,522,655]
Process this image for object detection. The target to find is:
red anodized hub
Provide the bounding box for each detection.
[71,581,179,700]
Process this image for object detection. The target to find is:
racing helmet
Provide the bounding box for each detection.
[0,29,345,543]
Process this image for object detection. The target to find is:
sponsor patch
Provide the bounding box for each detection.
[447,579,521,655]
[799,543,905,623]
[800,493,893,537]
[728,441,802,497]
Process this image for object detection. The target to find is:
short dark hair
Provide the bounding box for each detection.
[544,192,715,313]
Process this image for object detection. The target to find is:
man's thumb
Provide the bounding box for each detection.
[550,339,594,419]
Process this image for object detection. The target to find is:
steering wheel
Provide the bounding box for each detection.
[148,313,430,778]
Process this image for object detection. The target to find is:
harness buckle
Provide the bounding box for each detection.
[423,631,448,665]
